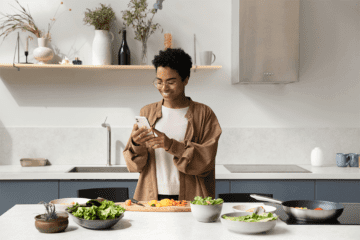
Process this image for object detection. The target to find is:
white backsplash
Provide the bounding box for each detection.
[0,127,359,166]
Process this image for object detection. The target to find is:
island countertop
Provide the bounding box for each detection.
[0,203,358,240]
[0,164,359,180]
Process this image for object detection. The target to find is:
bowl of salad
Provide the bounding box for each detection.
[220,212,278,234]
[65,199,125,229]
[190,196,224,222]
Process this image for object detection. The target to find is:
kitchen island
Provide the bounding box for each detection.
[0,203,358,240]
[0,164,360,216]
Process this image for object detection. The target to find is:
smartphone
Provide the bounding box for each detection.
[135,116,157,137]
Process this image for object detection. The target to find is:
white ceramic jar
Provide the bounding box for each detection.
[311,147,325,166]
[92,30,114,65]
[33,38,54,64]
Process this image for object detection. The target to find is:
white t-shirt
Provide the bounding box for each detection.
[155,105,189,195]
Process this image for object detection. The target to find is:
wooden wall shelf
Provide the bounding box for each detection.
[0,63,222,70]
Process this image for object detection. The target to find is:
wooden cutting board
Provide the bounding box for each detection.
[115,201,191,212]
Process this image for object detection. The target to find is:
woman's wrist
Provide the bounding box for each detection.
[165,139,173,151]
[131,138,140,146]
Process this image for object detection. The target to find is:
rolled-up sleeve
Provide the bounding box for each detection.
[167,110,222,177]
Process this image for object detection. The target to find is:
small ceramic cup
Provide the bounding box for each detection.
[348,153,359,167]
[336,153,350,167]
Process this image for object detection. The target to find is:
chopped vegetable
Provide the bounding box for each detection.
[314,208,323,210]
[222,212,278,222]
[147,199,187,207]
[190,196,224,205]
[125,200,132,206]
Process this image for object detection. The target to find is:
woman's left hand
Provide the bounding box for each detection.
[146,128,172,151]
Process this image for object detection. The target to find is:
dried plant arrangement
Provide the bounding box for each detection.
[0,0,71,41]
[83,3,116,31]
[38,201,58,221]
[121,0,164,43]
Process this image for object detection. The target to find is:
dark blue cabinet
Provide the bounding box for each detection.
[59,180,138,199]
[315,180,360,203]
[215,180,230,198]
[0,180,58,216]
[1,178,358,216]
[230,180,315,201]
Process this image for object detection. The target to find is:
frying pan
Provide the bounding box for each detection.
[250,194,344,222]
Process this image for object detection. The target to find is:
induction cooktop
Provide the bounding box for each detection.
[224,164,312,173]
[265,203,360,225]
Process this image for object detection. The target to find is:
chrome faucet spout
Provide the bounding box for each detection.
[101,118,111,166]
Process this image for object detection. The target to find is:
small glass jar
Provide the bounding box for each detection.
[72,57,82,65]
[164,31,173,50]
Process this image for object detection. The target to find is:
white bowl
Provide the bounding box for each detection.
[220,212,277,234]
[50,198,91,212]
[190,203,223,222]
[232,204,276,213]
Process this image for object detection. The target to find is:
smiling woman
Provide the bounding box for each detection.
[123,48,222,201]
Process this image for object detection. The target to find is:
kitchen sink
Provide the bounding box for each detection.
[224,164,312,173]
[67,167,129,173]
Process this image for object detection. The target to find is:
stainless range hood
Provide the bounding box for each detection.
[231,0,300,84]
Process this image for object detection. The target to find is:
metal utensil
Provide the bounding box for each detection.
[253,206,265,215]
[130,198,145,207]
[250,194,344,222]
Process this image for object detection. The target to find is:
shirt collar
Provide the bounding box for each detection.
[152,97,194,125]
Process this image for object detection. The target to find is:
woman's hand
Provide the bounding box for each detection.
[131,124,155,146]
[147,128,172,150]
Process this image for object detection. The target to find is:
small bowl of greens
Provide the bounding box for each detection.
[190,196,224,223]
[65,199,125,230]
[220,212,278,234]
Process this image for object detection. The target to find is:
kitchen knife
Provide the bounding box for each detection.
[130,198,145,207]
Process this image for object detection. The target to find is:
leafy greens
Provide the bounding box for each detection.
[222,212,278,222]
[190,196,224,205]
[68,200,125,220]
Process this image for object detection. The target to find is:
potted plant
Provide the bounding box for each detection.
[84,3,116,65]
[121,0,165,65]
[34,201,69,233]
[0,0,71,64]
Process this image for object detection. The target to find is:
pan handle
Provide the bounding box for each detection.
[250,194,283,204]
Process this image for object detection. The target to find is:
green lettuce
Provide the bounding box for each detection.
[191,196,224,205]
[222,212,278,222]
[71,200,125,220]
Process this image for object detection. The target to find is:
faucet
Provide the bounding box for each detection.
[101,117,111,166]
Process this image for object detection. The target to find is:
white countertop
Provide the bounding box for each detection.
[0,203,358,240]
[0,164,359,180]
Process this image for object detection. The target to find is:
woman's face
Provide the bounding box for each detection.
[156,66,188,101]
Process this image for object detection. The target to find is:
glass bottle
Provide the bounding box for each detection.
[118,29,131,65]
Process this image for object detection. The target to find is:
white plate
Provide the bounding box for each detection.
[50,198,91,212]
[232,204,277,213]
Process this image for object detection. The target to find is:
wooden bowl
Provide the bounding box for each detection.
[34,212,69,233]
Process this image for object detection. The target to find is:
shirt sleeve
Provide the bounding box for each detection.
[123,108,150,173]
[166,110,222,177]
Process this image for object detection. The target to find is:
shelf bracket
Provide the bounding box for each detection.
[12,32,20,71]
[12,63,20,71]
[194,34,197,73]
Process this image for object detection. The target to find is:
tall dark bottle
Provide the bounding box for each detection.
[118,29,131,65]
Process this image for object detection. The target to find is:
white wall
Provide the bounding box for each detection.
[0,0,360,165]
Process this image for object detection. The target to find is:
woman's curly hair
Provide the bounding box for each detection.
[152,48,192,81]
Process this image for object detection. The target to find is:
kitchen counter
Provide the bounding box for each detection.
[0,203,358,240]
[0,164,359,180]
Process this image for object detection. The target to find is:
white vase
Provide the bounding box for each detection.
[92,30,114,65]
[311,147,325,166]
[33,38,54,64]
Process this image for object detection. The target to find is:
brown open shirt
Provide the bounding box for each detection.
[123,97,222,201]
